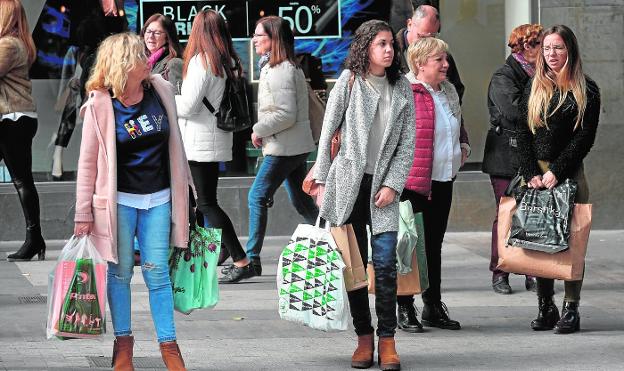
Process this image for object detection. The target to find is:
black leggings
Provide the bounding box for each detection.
[0,116,42,229]
[188,161,246,262]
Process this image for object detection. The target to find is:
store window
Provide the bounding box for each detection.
[10,0,530,183]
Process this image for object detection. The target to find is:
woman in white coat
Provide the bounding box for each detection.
[175,10,253,283]
[245,16,318,276]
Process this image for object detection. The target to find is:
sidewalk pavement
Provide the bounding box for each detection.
[1,231,623,371]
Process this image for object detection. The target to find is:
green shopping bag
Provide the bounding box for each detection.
[413,212,429,291]
[169,226,221,314]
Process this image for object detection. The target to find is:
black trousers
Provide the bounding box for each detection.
[397,180,454,306]
[188,161,246,262]
[0,116,42,229]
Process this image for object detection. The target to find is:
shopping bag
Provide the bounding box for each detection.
[397,200,418,274]
[330,224,368,291]
[368,212,429,296]
[46,235,107,339]
[169,226,221,314]
[508,180,577,253]
[497,196,592,280]
[277,219,349,332]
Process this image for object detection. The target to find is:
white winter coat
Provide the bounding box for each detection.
[254,61,316,156]
[175,54,232,162]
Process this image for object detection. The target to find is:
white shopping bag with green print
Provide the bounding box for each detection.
[277,218,349,332]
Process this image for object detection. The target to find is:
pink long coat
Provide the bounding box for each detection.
[74,74,194,263]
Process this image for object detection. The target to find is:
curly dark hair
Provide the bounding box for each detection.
[344,20,401,85]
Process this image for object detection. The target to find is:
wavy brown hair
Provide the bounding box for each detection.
[508,24,543,54]
[183,9,242,78]
[344,20,401,85]
[140,13,182,60]
[528,25,587,133]
[0,0,36,65]
[256,16,298,67]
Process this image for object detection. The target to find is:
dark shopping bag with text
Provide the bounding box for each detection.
[508,179,577,254]
[47,235,107,339]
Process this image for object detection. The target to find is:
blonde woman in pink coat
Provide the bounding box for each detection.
[73,33,192,371]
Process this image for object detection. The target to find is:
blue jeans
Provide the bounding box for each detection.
[108,201,176,343]
[345,174,398,337]
[246,153,318,259]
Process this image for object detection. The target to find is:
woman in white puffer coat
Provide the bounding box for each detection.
[175,10,255,283]
[244,16,319,276]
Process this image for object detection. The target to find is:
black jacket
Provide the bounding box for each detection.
[482,55,531,177]
[395,27,465,102]
[517,77,601,182]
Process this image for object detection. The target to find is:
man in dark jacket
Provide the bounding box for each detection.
[396,5,464,101]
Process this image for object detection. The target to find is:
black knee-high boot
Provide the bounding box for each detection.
[7,179,46,261]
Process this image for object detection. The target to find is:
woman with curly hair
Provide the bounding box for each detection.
[483,24,543,295]
[313,19,415,370]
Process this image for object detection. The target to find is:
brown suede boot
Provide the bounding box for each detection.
[351,333,374,369]
[159,341,186,371]
[111,336,134,371]
[378,337,400,371]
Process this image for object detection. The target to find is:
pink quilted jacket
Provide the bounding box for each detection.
[404,83,435,196]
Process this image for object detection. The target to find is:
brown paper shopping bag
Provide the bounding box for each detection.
[497,196,592,281]
[331,225,368,291]
[367,250,426,296]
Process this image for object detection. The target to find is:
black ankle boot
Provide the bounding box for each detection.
[554,301,580,334]
[397,304,423,333]
[422,302,461,330]
[7,226,46,262]
[531,296,560,331]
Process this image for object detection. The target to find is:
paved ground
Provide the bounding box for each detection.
[1,231,623,371]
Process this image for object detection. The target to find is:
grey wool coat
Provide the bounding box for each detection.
[313,69,415,235]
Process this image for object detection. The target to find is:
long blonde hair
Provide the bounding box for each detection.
[86,33,150,98]
[0,0,36,65]
[527,25,586,133]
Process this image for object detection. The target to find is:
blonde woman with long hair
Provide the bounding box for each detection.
[1,0,47,262]
[74,33,192,370]
[518,24,601,334]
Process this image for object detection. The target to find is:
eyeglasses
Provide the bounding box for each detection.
[252,33,269,38]
[145,30,165,37]
[542,45,567,54]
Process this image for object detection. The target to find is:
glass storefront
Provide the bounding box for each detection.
[4,0,530,183]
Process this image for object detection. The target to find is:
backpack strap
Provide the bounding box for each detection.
[202,96,216,114]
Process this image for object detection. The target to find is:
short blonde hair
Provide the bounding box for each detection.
[407,37,448,73]
[86,33,150,98]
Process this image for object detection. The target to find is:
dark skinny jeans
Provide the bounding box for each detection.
[188,161,246,262]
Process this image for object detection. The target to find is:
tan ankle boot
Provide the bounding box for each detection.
[351,333,374,369]
[159,341,186,371]
[111,336,134,371]
[378,337,400,370]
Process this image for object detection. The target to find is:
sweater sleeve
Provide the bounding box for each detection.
[0,38,20,77]
[549,81,601,179]
[252,64,298,138]
[74,100,100,222]
[313,70,351,182]
[382,83,416,193]
[516,82,541,181]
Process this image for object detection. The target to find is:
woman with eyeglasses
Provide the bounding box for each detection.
[483,24,543,295]
[175,10,254,283]
[518,24,600,334]
[74,33,193,370]
[245,16,318,277]
[140,13,183,92]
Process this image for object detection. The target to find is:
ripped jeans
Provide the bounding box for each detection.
[108,201,176,343]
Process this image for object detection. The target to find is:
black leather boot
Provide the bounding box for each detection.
[492,275,512,295]
[554,301,580,334]
[531,296,560,330]
[525,276,537,292]
[397,304,424,333]
[422,302,461,330]
[7,225,46,261]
